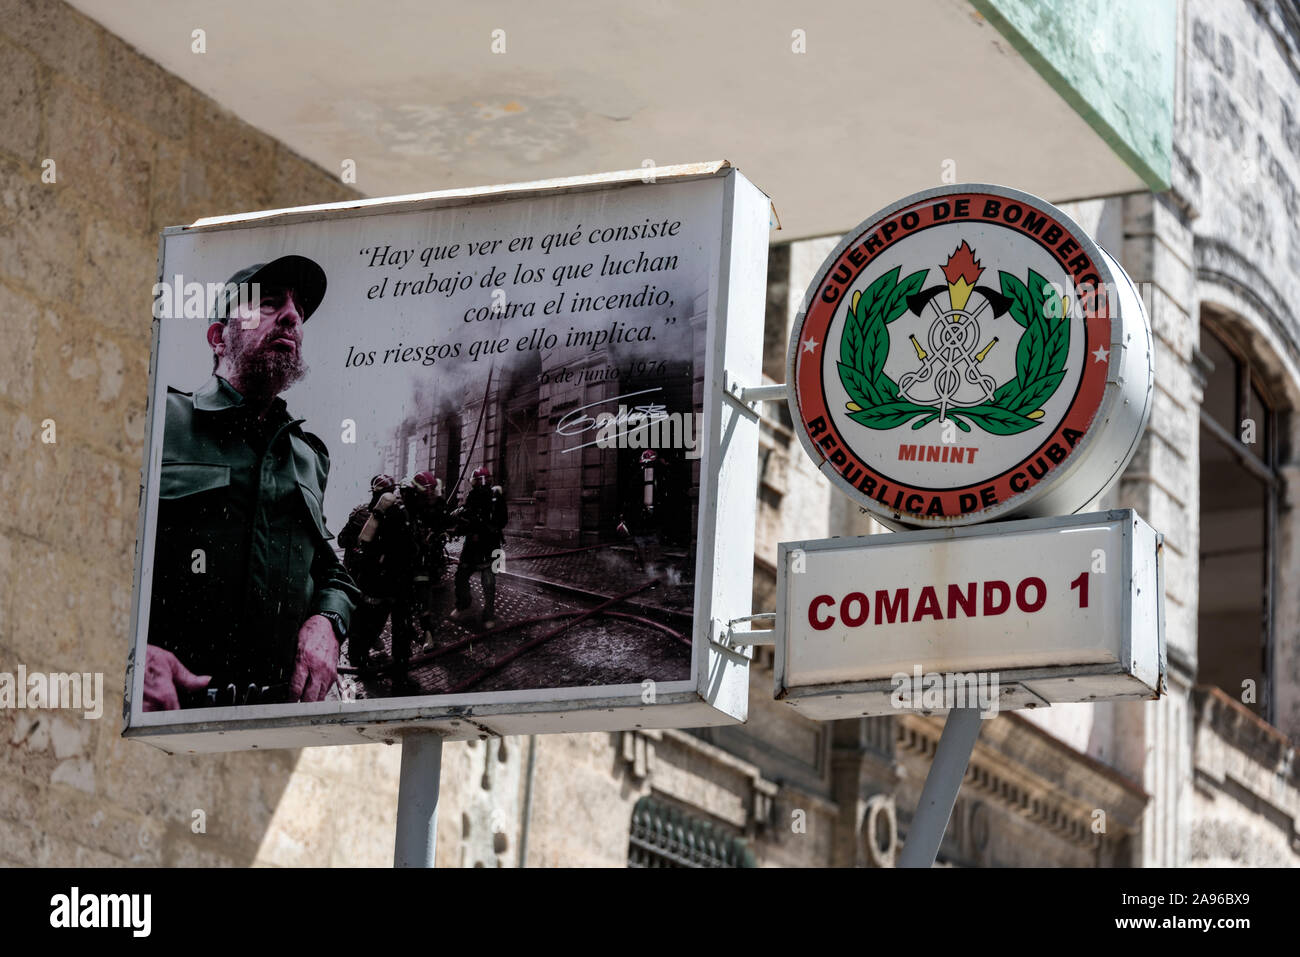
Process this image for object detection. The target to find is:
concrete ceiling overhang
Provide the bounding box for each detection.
[70,0,1151,239]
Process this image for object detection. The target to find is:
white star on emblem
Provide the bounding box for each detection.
[802,336,819,354]
[1092,346,1109,363]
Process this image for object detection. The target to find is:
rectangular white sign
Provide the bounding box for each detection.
[774,510,1164,720]
[124,162,769,752]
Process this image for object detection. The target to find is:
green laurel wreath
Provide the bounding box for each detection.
[836,266,1070,435]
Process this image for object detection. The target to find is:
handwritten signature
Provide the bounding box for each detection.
[556,388,678,454]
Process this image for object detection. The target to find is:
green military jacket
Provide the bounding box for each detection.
[148,376,359,698]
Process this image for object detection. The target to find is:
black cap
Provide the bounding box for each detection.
[208,255,327,324]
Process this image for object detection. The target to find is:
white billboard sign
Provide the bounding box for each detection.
[774,510,1164,720]
[124,162,769,753]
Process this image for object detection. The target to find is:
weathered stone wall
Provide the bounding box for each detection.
[1189,687,1300,865]
[0,0,424,866]
[1174,0,1300,865]
[1018,1,1300,868]
[1182,0,1300,742]
[1183,0,1300,372]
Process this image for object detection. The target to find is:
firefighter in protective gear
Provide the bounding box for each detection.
[449,466,509,628]
[619,448,668,569]
[338,474,421,672]
[400,470,451,651]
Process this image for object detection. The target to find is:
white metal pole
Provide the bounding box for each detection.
[897,708,982,868]
[394,731,444,867]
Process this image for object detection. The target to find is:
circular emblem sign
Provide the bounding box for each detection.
[787,184,1152,528]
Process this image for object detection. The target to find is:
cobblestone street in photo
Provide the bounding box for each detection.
[343,534,694,699]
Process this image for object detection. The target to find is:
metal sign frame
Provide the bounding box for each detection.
[773,508,1166,720]
[122,162,769,754]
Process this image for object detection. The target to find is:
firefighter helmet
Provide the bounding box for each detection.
[639,449,658,466]
[370,473,397,495]
[412,470,439,495]
[472,466,491,485]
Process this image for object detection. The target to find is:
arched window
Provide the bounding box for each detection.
[1197,319,1279,721]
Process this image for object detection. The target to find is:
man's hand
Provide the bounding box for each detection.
[142,644,210,711]
[291,615,340,703]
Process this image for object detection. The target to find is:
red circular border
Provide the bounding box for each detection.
[793,192,1111,521]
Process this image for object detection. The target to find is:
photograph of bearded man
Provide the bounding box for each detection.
[143,256,359,711]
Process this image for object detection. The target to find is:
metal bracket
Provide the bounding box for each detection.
[721,371,787,423]
[710,613,776,655]
[739,383,788,403]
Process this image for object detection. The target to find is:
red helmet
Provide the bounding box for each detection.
[639,449,658,466]
[472,466,491,484]
[370,473,396,494]
[412,470,438,494]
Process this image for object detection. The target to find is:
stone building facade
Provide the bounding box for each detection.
[1,0,1297,867]
[0,0,394,866]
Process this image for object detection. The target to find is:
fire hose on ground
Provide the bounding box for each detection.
[446,580,659,694]
[336,582,688,682]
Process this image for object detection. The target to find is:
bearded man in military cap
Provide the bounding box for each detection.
[143,256,359,710]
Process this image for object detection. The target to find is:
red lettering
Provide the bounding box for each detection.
[874,588,909,624]
[983,580,1010,615]
[914,586,942,621]
[1070,571,1089,608]
[947,582,976,618]
[809,595,835,630]
[1017,577,1047,613]
[841,592,869,627]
